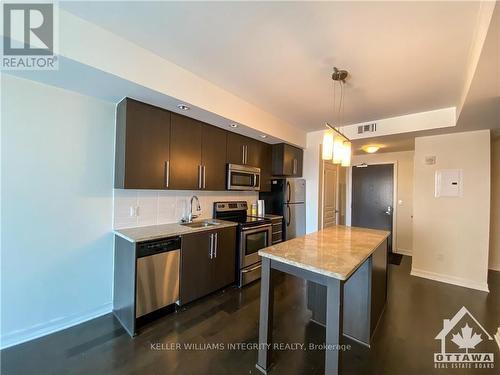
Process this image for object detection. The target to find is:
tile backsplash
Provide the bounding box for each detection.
[113,189,259,229]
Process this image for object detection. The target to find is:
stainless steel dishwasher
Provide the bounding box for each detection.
[136,236,181,317]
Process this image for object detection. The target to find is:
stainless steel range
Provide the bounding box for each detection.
[214,201,272,287]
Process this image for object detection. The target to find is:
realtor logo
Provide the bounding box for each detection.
[434,306,495,369]
[2,2,58,69]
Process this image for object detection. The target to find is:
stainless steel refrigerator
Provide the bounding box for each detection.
[259,178,306,240]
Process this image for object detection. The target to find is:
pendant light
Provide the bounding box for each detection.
[341,141,351,167]
[332,137,344,164]
[322,67,351,167]
[322,131,334,160]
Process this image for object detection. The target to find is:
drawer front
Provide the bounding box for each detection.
[272,231,283,244]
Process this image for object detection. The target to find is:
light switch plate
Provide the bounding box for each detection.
[435,169,463,197]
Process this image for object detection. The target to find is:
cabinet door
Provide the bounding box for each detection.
[291,145,303,177]
[180,231,214,304]
[245,138,261,167]
[201,124,227,190]
[116,98,170,189]
[169,113,202,190]
[272,143,303,177]
[226,132,247,165]
[212,227,237,290]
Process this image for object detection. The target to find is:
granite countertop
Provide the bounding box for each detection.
[258,225,390,280]
[114,219,238,243]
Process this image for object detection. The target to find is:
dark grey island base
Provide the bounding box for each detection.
[307,239,388,347]
[256,226,390,375]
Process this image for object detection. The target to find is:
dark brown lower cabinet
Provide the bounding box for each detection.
[180,226,236,305]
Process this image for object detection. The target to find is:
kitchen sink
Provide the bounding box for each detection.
[181,221,220,228]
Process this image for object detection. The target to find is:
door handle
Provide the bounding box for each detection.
[287,205,291,226]
[164,161,170,188]
[209,233,213,259]
[198,165,202,189]
[242,145,245,164]
[214,233,218,258]
[293,159,297,174]
[202,165,206,189]
[286,181,291,203]
[385,206,393,215]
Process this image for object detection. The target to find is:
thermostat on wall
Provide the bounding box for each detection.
[435,169,463,197]
[425,156,436,165]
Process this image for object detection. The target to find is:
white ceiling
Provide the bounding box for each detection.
[61,1,482,133]
[353,3,500,155]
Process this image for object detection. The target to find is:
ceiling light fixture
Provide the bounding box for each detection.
[322,67,352,167]
[177,104,190,111]
[362,145,381,154]
[260,134,267,139]
[230,123,238,128]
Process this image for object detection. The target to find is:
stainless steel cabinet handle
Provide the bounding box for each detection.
[202,166,206,189]
[164,161,170,188]
[198,165,202,189]
[242,145,245,164]
[209,233,213,259]
[214,233,218,258]
[293,159,297,174]
[245,145,248,165]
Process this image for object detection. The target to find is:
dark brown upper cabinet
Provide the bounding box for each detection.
[201,123,227,190]
[169,113,202,190]
[272,143,303,177]
[226,133,262,168]
[226,132,248,165]
[115,98,171,189]
[170,114,228,191]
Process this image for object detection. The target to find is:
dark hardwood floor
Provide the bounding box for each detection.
[2,256,499,374]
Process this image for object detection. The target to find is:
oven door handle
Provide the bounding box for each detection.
[242,264,262,273]
[241,224,272,232]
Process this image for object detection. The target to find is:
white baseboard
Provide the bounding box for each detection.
[410,267,489,292]
[395,248,412,256]
[0,303,112,350]
[489,263,500,272]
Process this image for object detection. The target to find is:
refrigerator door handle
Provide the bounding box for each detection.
[286,205,291,226]
[286,181,291,203]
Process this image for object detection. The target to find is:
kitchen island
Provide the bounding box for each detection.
[256,225,390,375]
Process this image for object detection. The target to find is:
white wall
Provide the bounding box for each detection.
[114,190,258,229]
[489,137,500,271]
[411,130,491,292]
[351,151,414,255]
[1,75,115,348]
[303,130,323,233]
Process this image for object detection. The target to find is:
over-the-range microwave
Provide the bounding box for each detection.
[227,164,260,191]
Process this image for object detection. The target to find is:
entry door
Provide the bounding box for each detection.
[352,164,393,251]
[322,162,338,228]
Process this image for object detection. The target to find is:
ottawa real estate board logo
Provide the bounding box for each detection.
[434,306,495,370]
[2,2,58,70]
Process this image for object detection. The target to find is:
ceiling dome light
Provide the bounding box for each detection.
[362,145,381,154]
[230,123,238,128]
[177,104,190,111]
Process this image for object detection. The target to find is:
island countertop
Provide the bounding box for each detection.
[258,225,390,281]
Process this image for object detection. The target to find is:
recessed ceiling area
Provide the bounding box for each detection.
[61,1,483,134]
[353,3,499,155]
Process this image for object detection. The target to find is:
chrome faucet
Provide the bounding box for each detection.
[183,195,201,223]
